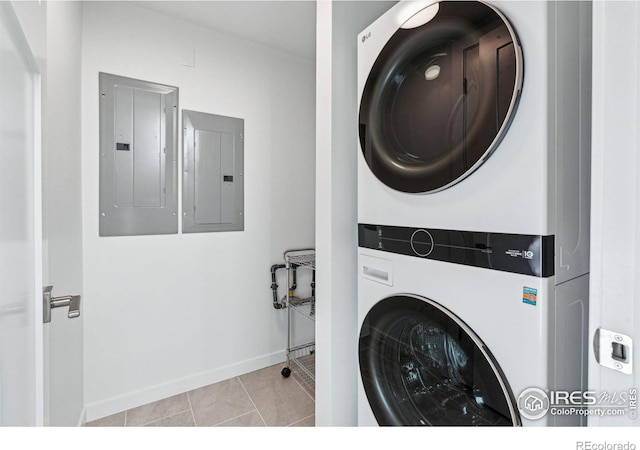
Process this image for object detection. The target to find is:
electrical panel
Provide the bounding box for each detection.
[99,73,178,236]
[182,110,244,233]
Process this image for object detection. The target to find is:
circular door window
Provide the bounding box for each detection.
[359,1,523,193]
[359,295,520,426]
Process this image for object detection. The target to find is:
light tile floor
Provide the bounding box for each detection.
[86,360,315,427]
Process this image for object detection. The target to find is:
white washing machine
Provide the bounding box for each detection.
[356,0,591,427]
[357,248,589,426]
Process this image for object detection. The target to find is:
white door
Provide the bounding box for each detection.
[0,1,83,427]
[589,0,639,427]
[0,1,45,426]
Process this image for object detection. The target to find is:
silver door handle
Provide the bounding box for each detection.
[43,286,81,324]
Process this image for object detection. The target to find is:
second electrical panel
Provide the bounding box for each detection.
[183,110,244,233]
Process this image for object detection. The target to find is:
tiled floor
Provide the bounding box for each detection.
[85,360,315,427]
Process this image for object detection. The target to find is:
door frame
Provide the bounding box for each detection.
[588,0,640,427]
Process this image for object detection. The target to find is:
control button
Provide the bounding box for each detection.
[410,229,434,257]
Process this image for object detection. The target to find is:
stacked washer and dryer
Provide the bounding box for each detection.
[357,1,592,426]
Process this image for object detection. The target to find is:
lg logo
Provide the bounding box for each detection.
[506,249,535,260]
[361,32,372,43]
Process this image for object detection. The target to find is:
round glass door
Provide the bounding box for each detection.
[359,1,523,193]
[359,295,520,426]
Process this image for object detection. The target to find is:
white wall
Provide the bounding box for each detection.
[81,2,315,420]
[588,0,640,427]
[315,0,395,426]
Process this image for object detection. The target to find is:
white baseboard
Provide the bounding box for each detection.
[76,407,87,427]
[84,350,286,423]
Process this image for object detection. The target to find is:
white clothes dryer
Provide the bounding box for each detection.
[357,0,592,286]
[356,0,592,427]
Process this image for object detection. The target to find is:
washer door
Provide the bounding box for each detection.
[359,295,520,426]
[359,1,522,193]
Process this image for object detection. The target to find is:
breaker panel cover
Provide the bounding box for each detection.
[99,72,179,236]
[182,110,244,233]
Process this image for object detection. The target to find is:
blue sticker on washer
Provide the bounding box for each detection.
[523,287,537,306]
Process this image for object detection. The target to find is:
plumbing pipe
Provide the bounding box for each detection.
[271,264,286,309]
[288,265,298,297]
[310,269,316,316]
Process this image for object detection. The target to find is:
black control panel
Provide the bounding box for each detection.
[358,224,554,278]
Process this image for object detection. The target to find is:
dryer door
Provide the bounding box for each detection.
[359,1,522,193]
[359,295,520,426]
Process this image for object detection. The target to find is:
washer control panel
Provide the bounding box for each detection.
[358,223,554,278]
[410,229,434,257]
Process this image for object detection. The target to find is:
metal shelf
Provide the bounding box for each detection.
[289,296,315,321]
[285,251,315,270]
[290,346,315,389]
[282,249,315,384]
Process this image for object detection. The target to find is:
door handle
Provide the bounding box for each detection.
[43,286,81,324]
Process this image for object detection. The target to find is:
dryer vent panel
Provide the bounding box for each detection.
[99,73,178,236]
[182,110,244,233]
